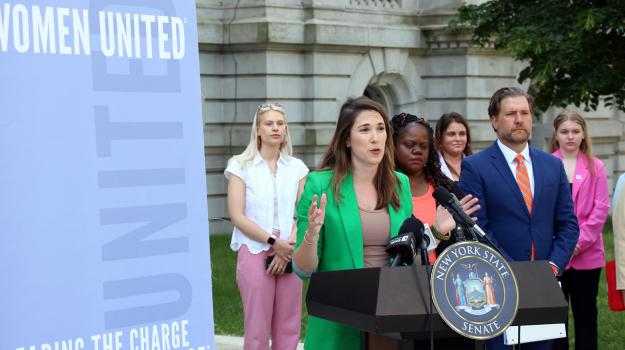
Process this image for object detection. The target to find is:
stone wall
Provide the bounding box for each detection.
[197,0,625,234]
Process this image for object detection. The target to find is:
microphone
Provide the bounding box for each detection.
[386,215,424,266]
[393,217,436,348]
[450,181,465,198]
[400,215,430,255]
[432,186,487,239]
[387,216,431,266]
[448,182,470,240]
[385,232,417,267]
[422,224,438,251]
[432,186,509,259]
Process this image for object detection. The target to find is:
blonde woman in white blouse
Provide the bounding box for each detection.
[225,103,308,350]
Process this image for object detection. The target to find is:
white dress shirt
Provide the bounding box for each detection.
[438,151,463,181]
[496,139,534,195]
[225,153,309,254]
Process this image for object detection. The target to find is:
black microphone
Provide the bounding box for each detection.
[407,216,431,266]
[392,216,431,266]
[450,181,465,198]
[449,182,470,241]
[400,215,429,256]
[385,232,416,267]
[394,217,436,348]
[386,216,424,266]
[407,218,429,252]
[432,186,487,238]
[432,186,510,259]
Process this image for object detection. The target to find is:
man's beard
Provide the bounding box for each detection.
[503,129,530,144]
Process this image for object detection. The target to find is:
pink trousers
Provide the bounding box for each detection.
[236,245,303,350]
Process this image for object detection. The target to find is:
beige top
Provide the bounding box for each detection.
[614,184,625,290]
[360,207,391,268]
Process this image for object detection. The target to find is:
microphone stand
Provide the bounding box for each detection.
[462,225,480,241]
[390,254,402,267]
[449,211,508,258]
[418,241,435,350]
[467,225,505,256]
[454,225,466,242]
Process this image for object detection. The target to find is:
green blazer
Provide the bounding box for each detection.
[295,170,414,350]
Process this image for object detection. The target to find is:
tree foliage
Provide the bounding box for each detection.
[449,0,625,113]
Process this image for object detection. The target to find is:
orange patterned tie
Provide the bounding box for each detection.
[514,154,533,213]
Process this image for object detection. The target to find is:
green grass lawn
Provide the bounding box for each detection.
[209,234,308,338]
[210,226,625,346]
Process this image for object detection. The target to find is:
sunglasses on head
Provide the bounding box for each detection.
[257,102,285,111]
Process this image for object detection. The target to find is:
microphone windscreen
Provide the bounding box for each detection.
[432,186,454,204]
[385,232,416,265]
[398,215,425,236]
[385,233,412,254]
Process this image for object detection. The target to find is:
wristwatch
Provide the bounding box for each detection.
[267,234,277,245]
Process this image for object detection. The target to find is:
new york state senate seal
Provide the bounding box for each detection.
[431,241,519,340]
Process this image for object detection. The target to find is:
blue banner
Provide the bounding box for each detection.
[0,1,215,349]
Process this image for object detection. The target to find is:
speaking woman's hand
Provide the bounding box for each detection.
[306,193,327,240]
[434,194,480,236]
[434,205,455,237]
[293,193,326,274]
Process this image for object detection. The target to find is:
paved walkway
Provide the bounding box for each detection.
[215,335,304,349]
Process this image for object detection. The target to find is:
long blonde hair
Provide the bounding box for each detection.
[549,110,595,176]
[228,103,293,167]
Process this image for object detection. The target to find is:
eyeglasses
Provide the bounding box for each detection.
[257,102,285,111]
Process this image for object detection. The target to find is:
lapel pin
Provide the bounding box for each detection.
[575,175,583,180]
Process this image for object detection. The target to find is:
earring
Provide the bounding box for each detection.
[346,144,351,148]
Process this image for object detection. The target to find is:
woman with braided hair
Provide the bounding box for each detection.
[391,112,479,255]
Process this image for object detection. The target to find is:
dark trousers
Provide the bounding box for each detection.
[555,267,601,350]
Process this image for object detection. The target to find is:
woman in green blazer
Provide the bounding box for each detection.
[293,97,459,350]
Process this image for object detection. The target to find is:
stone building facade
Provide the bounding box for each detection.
[197,0,625,234]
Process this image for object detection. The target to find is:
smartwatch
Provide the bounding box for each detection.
[267,234,277,245]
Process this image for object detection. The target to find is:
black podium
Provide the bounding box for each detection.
[306,261,567,349]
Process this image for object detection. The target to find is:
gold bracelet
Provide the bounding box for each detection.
[303,231,319,245]
[432,226,451,241]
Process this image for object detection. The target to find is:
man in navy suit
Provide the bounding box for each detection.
[460,87,579,350]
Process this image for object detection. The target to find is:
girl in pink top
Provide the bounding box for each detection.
[550,110,609,350]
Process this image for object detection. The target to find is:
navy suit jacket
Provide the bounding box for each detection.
[460,142,579,273]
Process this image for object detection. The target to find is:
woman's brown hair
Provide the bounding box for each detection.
[549,110,595,176]
[435,112,473,156]
[319,96,401,210]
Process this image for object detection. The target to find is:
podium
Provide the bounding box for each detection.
[306,261,567,349]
